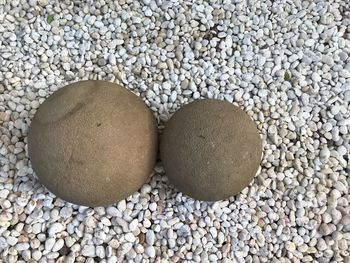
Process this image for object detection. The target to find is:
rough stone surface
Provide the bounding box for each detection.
[28,81,158,207]
[160,99,262,201]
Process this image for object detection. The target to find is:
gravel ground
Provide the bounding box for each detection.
[0,0,350,262]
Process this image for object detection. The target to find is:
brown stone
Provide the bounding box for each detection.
[160,99,262,201]
[28,80,158,207]
[138,232,145,244]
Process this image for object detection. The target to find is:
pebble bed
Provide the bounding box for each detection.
[0,0,350,262]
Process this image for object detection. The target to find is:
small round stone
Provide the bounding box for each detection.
[28,80,158,207]
[160,99,262,201]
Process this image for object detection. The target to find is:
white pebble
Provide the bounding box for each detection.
[145,246,156,258]
[129,219,139,232]
[124,233,136,242]
[48,223,64,236]
[146,230,155,246]
[82,245,96,257]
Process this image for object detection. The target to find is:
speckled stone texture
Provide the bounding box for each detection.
[160,99,262,201]
[28,80,158,207]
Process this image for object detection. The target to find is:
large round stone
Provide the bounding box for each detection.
[160,99,262,201]
[28,80,158,207]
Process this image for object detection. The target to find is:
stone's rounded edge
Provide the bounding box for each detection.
[160,99,262,202]
[30,81,96,125]
[31,80,150,125]
[28,80,159,207]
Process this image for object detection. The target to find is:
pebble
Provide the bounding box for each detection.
[145,246,156,258]
[32,250,42,261]
[117,200,126,211]
[285,241,296,252]
[342,215,350,226]
[119,242,132,255]
[344,90,350,102]
[15,243,30,251]
[109,54,117,66]
[129,219,139,232]
[305,39,315,47]
[96,245,105,258]
[320,148,331,161]
[193,91,200,99]
[7,236,18,246]
[319,224,332,236]
[209,254,218,261]
[317,239,328,251]
[106,206,119,217]
[145,9,152,17]
[312,72,321,82]
[258,89,268,98]
[52,239,64,252]
[149,202,157,211]
[124,233,136,242]
[82,245,96,257]
[340,69,350,78]
[45,238,55,251]
[48,223,64,236]
[322,55,334,66]
[170,91,177,103]
[146,230,155,246]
